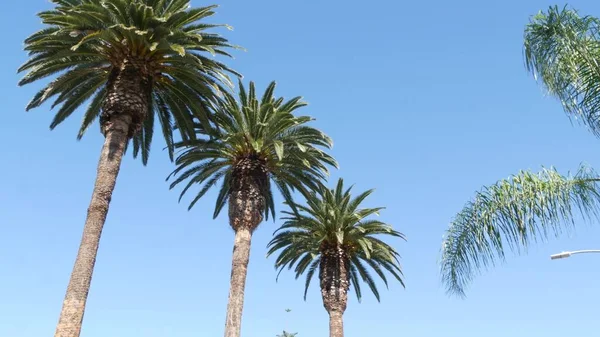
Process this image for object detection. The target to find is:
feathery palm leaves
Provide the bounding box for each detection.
[441,165,600,296]
[440,5,600,298]
[525,5,600,139]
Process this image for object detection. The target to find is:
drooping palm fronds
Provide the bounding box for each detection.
[441,164,600,296]
[168,80,337,337]
[525,5,600,137]
[19,0,240,163]
[268,179,405,302]
[168,80,337,219]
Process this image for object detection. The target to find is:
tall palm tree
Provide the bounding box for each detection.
[267,179,405,337]
[440,5,600,297]
[19,1,237,336]
[168,80,337,337]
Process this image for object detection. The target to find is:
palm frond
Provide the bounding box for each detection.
[441,164,600,297]
[20,0,239,164]
[267,179,405,302]
[525,5,600,137]
[168,80,337,223]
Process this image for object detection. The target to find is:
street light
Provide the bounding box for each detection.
[550,250,600,260]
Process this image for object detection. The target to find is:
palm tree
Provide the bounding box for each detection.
[168,80,337,337]
[19,1,237,336]
[440,5,600,297]
[277,332,298,337]
[267,179,405,337]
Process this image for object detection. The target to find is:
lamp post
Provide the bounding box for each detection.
[550,250,600,260]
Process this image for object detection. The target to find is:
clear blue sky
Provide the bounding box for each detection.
[2,1,600,336]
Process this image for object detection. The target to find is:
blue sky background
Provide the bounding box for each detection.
[2,0,600,336]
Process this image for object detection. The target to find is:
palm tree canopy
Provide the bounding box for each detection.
[440,165,600,297]
[168,80,338,220]
[524,5,600,138]
[267,179,405,302]
[276,332,298,337]
[19,0,239,164]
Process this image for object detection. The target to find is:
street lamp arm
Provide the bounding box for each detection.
[551,249,600,260]
[570,249,600,255]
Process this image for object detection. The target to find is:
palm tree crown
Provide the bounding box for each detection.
[19,0,238,163]
[277,332,298,337]
[267,179,405,302]
[525,5,600,138]
[440,165,600,296]
[169,80,337,225]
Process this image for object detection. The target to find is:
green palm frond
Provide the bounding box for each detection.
[525,5,600,137]
[441,164,600,297]
[267,179,405,302]
[168,80,338,220]
[20,0,240,164]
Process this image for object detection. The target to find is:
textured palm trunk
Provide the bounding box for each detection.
[54,62,149,337]
[223,159,267,337]
[223,226,252,337]
[320,246,350,337]
[328,311,344,337]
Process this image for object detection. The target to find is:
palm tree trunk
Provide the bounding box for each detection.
[223,164,266,337]
[53,61,148,337]
[223,227,253,337]
[320,246,349,337]
[328,310,344,337]
[54,114,131,337]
